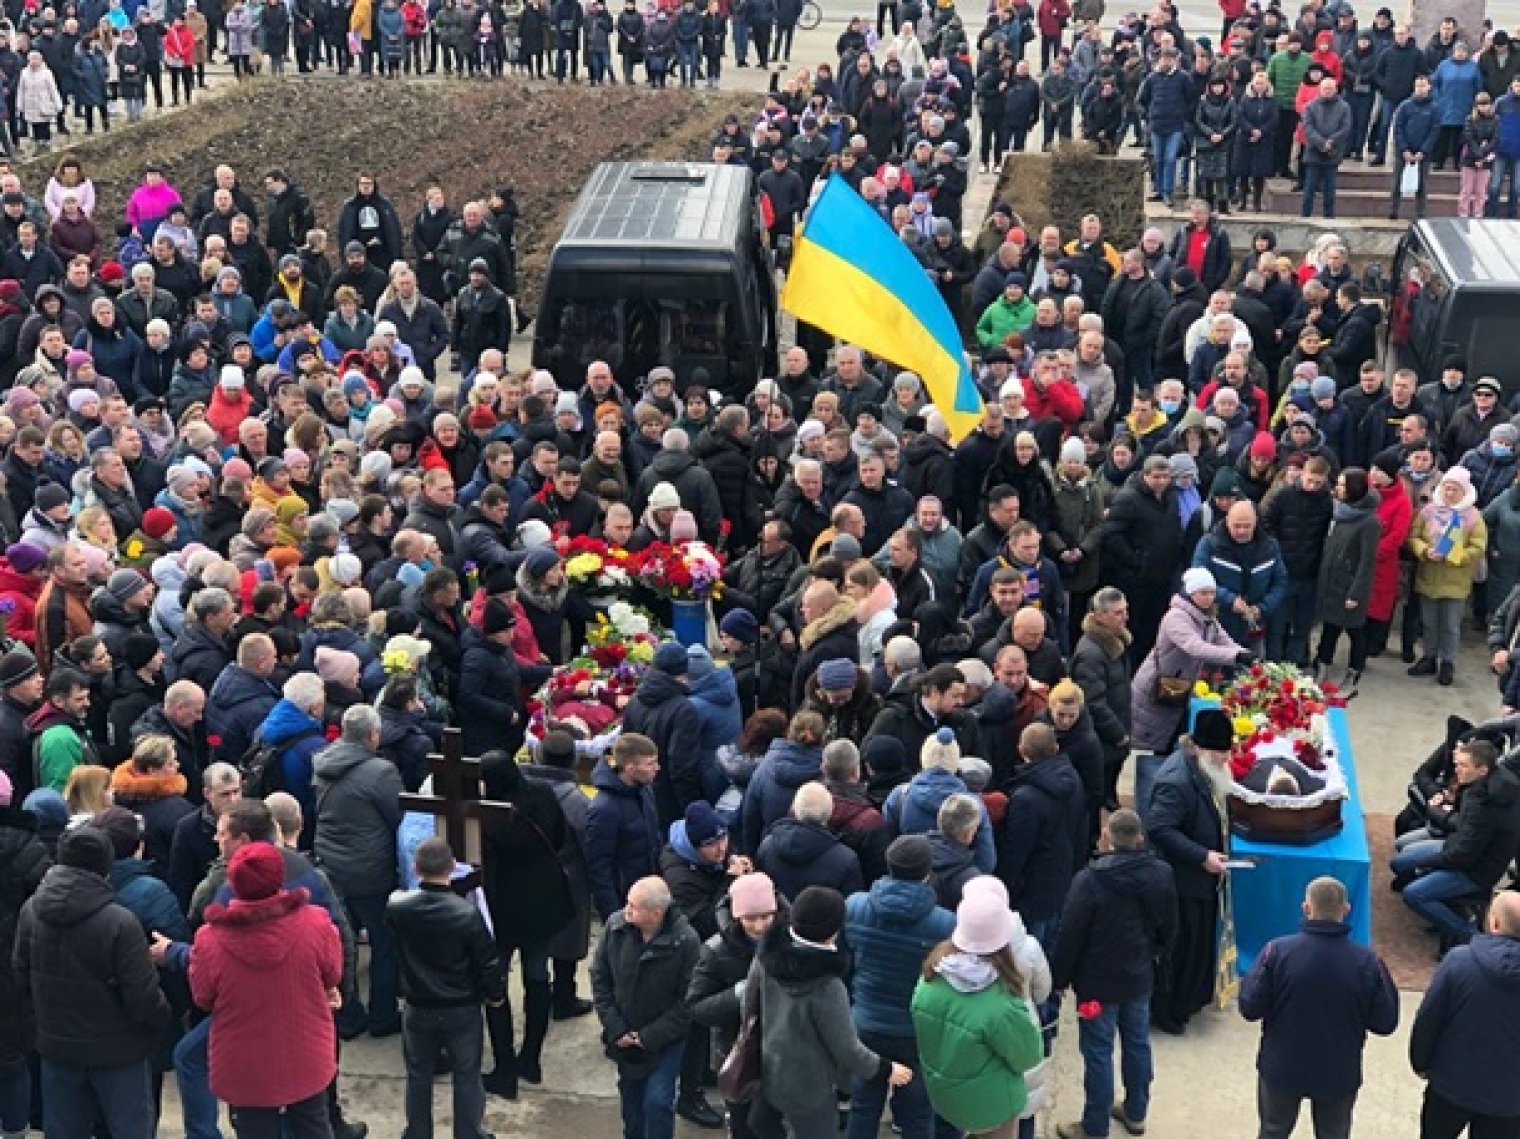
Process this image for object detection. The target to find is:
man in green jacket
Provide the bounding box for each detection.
[976,273,1036,350]
[1266,33,1314,176]
[31,669,97,793]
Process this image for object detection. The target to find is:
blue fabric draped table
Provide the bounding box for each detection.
[1198,705,1371,973]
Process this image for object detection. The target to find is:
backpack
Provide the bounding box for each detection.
[239,726,324,797]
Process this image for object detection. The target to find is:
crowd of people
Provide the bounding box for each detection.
[0,0,1517,1135]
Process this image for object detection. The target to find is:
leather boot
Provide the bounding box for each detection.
[518,980,552,1085]
[482,999,518,1099]
[552,960,593,1020]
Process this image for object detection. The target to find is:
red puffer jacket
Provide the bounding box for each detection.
[189,887,342,1108]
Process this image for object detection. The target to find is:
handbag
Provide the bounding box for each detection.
[1153,674,1192,706]
[716,967,763,1104]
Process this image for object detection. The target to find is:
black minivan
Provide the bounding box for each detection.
[532,161,779,400]
[1384,219,1520,390]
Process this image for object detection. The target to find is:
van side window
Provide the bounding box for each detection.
[548,300,628,376]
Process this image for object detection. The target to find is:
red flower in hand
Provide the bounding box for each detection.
[1077,1001,1103,1020]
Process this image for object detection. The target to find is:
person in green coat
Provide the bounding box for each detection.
[976,274,1037,351]
[911,878,1047,1139]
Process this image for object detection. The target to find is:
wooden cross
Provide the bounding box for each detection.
[398,726,597,867]
[398,726,508,870]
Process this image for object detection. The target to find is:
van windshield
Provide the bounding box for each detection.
[541,298,740,387]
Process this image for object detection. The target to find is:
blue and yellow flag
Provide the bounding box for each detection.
[781,175,985,442]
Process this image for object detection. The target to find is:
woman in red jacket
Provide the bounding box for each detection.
[189,842,343,1139]
[1366,453,1414,658]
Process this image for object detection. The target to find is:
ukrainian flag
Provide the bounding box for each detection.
[782,175,985,442]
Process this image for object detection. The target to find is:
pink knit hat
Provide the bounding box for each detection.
[314,646,362,690]
[670,510,699,543]
[729,872,777,920]
[952,891,1015,955]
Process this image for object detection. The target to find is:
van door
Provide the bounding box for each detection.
[1386,229,1452,379]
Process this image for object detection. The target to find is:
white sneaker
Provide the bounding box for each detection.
[978,162,988,173]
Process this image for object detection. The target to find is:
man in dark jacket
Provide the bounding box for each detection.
[456,603,525,760]
[386,837,506,1137]
[1191,500,1289,648]
[450,259,511,373]
[438,202,513,296]
[586,734,663,921]
[695,408,765,552]
[756,781,864,902]
[205,632,280,766]
[168,588,236,693]
[1239,876,1399,1139]
[842,833,954,1139]
[1052,809,1177,1139]
[591,875,701,1139]
[0,649,44,802]
[1410,891,1520,1135]
[1393,739,1520,942]
[757,150,807,241]
[791,582,862,711]
[624,642,705,828]
[1146,708,1233,1034]
[336,176,403,268]
[313,704,406,1038]
[996,722,1087,947]
[1388,75,1440,216]
[631,431,723,546]
[723,520,803,617]
[1068,588,1132,812]
[1261,457,1334,666]
[864,662,981,765]
[1100,456,1187,666]
[1100,249,1171,400]
[843,453,914,559]
[1369,23,1428,165]
[14,826,171,1139]
[1166,200,1233,293]
[377,267,450,380]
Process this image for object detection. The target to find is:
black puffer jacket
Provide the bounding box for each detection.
[756,816,864,903]
[624,668,704,828]
[688,894,778,1066]
[1261,482,1334,580]
[632,449,723,545]
[167,622,233,693]
[14,852,170,1068]
[694,428,764,551]
[900,432,956,508]
[1100,483,1186,589]
[0,806,50,1063]
[456,628,523,761]
[995,754,1087,922]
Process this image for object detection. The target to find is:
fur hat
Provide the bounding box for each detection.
[1192,707,1235,752]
